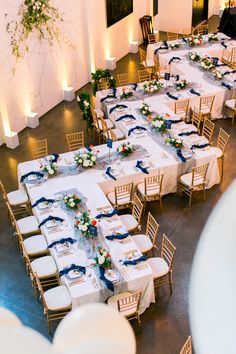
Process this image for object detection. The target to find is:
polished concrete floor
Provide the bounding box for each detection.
[0,16,236,354]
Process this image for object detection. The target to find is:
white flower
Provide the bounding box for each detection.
[48,169,54,175]
[91,156,96,162]
[80,224,88,232]
[103,251,107,257]
[70,202,75,207]
[69,198,74,202]
[98,255,105,265]
[84,101,89,107]
[76,96,80,102]
[83,160,89,167]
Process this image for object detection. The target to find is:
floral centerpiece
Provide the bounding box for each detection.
[120,88,134,100]
[91,69,116,95]
[200,57,215,71]
[169,42,182,49]
[187,51,201,62]
[63,193,81,209]
[175,79,189,90]
[74,150,97,168]
[117,142,134,157]
[77,92,92,127]
[212,70,223,80]
[208,33,218,42]
[94,247,112,269]
[143,80,163,94]
[165,137,183,149]
[187,34,203,47]
[151,114,167,133]
[74,211,97,238]
[40,162,57,176]
[139,102,152,116]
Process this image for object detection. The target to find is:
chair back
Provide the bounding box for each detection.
[202,117,215,142]
[175,99,190,119]
[180,336,192,354]
[117,73,129,87]
[132,194,143,224]
[144,174,163,196]
[217,128,230,154]
[200,95,215,113]
[230,49,236,68]
[191,163,209,187]
[97,77,110,91]
[107,128,117,142]
[222,49,232,64]
[146,212,159,246]
[30,139,48,160]
[5,202,16,229]
[161,234,176,270]
[91,107,100,129]
[100,116,109,135]
[191,111,202,132]
[138,47,147,67]
[167,32,179,41]
[0,179,7,200]
[138,69,151,83]
[66,132,84,151]
[114,183,133,206]
[148,33,157,44]
[117,291,141,315]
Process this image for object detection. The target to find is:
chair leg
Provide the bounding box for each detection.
[188,191,192,208]
[203,187,206,201]
[169,272,173,295]
[159,197,163,212]
[221,156,224,181]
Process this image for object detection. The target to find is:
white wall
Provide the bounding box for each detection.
[209,0,225,17]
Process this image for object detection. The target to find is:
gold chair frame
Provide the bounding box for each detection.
[0,180,31,216]
[117,291,142,324]
[117,73,130,87]
[180,336,192,354]
[139,174,164,212]
[30,139,48,160]
[202,117,215,143]
[175,99,190,121]
[138,69,151,83]
[112,183,133,210]
[66,131,84,151]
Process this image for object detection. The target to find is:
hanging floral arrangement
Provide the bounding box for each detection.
[6,0,67,68]
[91,69,117,95]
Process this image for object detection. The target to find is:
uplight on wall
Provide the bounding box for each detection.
[26,112,39,129]
[63,86,75,102]
[106,57,116,70]
[129,41,138,54]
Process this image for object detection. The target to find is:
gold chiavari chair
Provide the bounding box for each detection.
[119,193,144,233]
[107,128,118,142]
[148,33,157,44]
[182,28,192,38]
[167,32,179,41]
[212,128,230,181]
[177,163,209,207]
[34,273,72,333]
[223,90,236,125]
[202,117,215,143]
[191,111,202,133]
[100,117,124,142]
[117,73,130,87]
[229,48,236,69]
[138,69,151,83]
[91,107,114,143]
[193,95,215,121]
[137,174,164,212]
[0,179,31,216]
[197,23,209,35]
[148,234,176,295]
[132,212,159,256]
[21,241,59,299]
[108,291,142,325]
[107,182,133,211]
[175,99,190,121]
[97,77,110,91]
[66,131,84,152]
[222,48,232,66]
[30,138,48,160]
[138,47,148,69]
[180,336,192,354]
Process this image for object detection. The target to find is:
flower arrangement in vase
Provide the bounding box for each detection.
[187,51,201,62]
[143,80,163,94]
[165,137,183,149]
[213,70,223,80]
[91,69,116,95]
[139,102,152,116]
[208,33,218,42]
[117,142,134,157]
[169,42,182,49]
[40,162,57,176]
[63,193,81,209]
[200,57,215,71]
[187,34,203,46]
[175,79,189,90]
[151,114,167,133]
[74,211,97,238]
[120,88,133,100]
[94,247,112,269]
[74,150,97,168]
[77,92,92,127]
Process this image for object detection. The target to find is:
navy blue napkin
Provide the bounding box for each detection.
[48,237,77,248]
[50,153,60,162]
[95,209,118,219]
[215,63,227,67]
[182,37,187,43]
[168,56,182,65]
[169,119,182,124]
[106,232,129,241]
[85,145,92,152]
[176,149,186,162]
[112,87,117,97]
[221,82,231,90]
[38,215,64,228]
[59,264,86,277]
[136,160,149,174]
[115,114,136,122]
[32,197,55,208]
[154,45,168,54]
[128,126,147,136]
[109,104,128,114]
[178,131,197,137]
[166,92,178,100]
[123,255,147,266]
[223,70,236,76]
[189,88,201,96]
[105,166,116,180]
[191,143,209,149]
[100,94,116,103]
[20,171,44,183]
[131,83,138,91]
[99,267,114,292]
[221,41,227,48]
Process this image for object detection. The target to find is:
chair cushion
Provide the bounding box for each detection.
[147,257,169,278]
[107,192,131,206]
[94,108,104,118]
[97,119,114,130]
[7,189,28,206]
[179,172,204,187]
[225,99,236,110]
[44,285,72,311]
[31,256,57,278]
[194,106,211,114]
[24,235,48,256]
[137,182,160,197]
[108,292,134,316]
[132,234,153,253]
[113,128,125,140]
[119,214,138,231]
[211,146,223,159]
[17,216,39,234]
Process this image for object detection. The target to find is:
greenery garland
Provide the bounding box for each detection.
[91,68,116,95]
[77,92,92,127]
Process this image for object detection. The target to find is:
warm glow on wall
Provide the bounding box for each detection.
[0,90,11,137]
